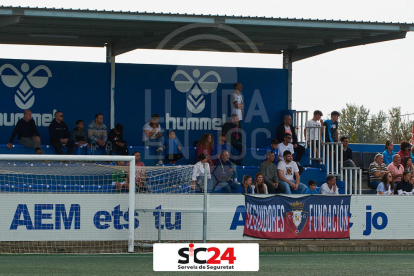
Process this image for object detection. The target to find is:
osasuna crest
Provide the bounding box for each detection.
[171,69,221,114]
[0,63,52,109]
[287,201,308,236]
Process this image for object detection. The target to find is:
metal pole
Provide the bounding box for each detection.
[322,127,326,165]
[283,51,293,110]
[335,143,339,175]
[326,143,330,175]
[359,169,362,195]
[106,44,116,130]
[128,158,135,253]
[203,163,209,243]
[340,144,343,181]
[353,169,357,195]
[158,209,161,243]
[344,168,348,195]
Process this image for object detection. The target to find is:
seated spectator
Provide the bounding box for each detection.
[142,114,164,164]
[212,150,240,193]
[49,111,76,155]
[304,180,318,194]
[411,146,414,165]
[112,161,129,191]
[382,140,395,165]
[191,153,213,192]
[165,130,183,164]
[276,115,305,162]
[398,141,411,160]
[368,154,389,188]
[222,114,244,165]
[259,151,286,194]
[403,156,414,173]
[323,111,340,143]
[278,133,294,159]
[388,154,404,183]
[7,109,44,154]
[88,113,111,155]
[264,139,280,165]
[277,150,307,194]
[126,151,146,192]
[212,132,231,161]
[377,172,394,195]
[108,123,129,156]
[394,171,413,195]
[197,133,215,170]
[319,175,339,195]
[341,136,356,167]
[253,172,268,194]
[305,110,324,164]
[72,120,91,154]
[236,175,254,194]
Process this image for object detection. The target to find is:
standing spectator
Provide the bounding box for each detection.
[402,156,414,173]
[264,139,280,165]
[88,113,111,155]
[108,123,129,156]
[236,175,254,194]
[259,152,286,194]
[48,111,76,155]
[231,82,244,121]
[7,109,44,154]
[368,154,389,188]
[341,136,356,167]
[319,175,339,195]
[212,132,231,162]
[304,180,318,195]
[212,150,240,193]
[191,153,213,192]
[376,172,394,195]
[323,111,340,143]
[382,140,395,165]
[253,172,268,194]
[394,171,413,195]
[388,154,404,183]
[277,150,307,194]
[398,141,411,160]
[165,130,183,164]
[127,151,146,192]
[276,115,305,162]
[222,114,244,165]
[305,110,324,164]
[278,133,294,159]
[197,133,215,169]
[142,114,164,164]
[72,120,91,154]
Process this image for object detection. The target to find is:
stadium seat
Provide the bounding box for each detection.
[362,152,377,170]
[352,151,362,168]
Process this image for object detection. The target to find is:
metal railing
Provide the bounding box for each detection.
[325,142,343,177]
[293,110,308,143]
[343,167,362,195]
[306,126,326,164]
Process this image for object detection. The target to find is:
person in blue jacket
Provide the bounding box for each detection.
[304,180,318,194]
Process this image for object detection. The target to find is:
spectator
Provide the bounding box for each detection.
[340,136,356,167]
[108,123,129,156]
[278,133,294,159]
[398,141,411,160]
[253,172,268,194]
[222,114,244,165]
[231,82,244,121]
[112,161,129,191]
[236,175,254,194]
[126,151,146,192]
[368,154,389,188]
[212,150,240,193]
[142,114,164,164]
[323,111,340,143]
[165,130,183,164]
[376,172,394,195]
[259,151,286,194]
[7,109,44,154]
[48,111,76,155]
[382,140,395,165]
[264,139,280,165]
[191,153,213,192]
[277,150,307,194]
[276,115,305,162]
[394,171,413,195]
[197,133,215,169]
[388,154,404,183]
[319,175,339,195]
[304,180,318,195]
[403,156,414,173]
[212,132,231,162]
[88,113,111,155]
[305,110,324,164]
[72,120,91,154]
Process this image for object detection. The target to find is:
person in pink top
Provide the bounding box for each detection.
[388,154,404,183]
[127,151,146,192]
[398,141,411,160]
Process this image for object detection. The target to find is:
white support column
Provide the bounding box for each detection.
[283,50,293,110]
[106,44,116,130]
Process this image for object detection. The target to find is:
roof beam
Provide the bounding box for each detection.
[0,15,19,27]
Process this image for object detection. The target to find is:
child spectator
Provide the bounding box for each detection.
[112,161,129,192]
[236,175,254,194]
[304,180,318,194]
[253,172,268,194]
[165,130,183,164]
[72,120,91,155]
[382,140,395,165]
[264,139,280,165]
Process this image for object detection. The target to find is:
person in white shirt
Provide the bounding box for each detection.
[277,150,307,194]
[142,114,164,164]
[191,153,213,192]
[319,175,339,195]
[305,110,324,164]
[231,82,244,121]
[278,133,294,159]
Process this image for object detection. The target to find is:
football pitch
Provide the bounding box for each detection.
[1,251,413,275]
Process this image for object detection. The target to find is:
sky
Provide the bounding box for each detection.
[1,0,413,120]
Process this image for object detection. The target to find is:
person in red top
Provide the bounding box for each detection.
[197,133,216,170]
[398,141,411,160]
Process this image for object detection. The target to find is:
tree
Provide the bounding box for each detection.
[386,107,413,143]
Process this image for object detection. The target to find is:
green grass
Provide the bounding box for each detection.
[1,251,413,276]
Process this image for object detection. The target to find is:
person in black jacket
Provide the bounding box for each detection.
[48,111,76,155]
[276,115,305,163]
[222,114,244,165]
[108,123,129,155]
[7,110,44,154]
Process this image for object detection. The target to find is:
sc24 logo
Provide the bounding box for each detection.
[178,244,236,264]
